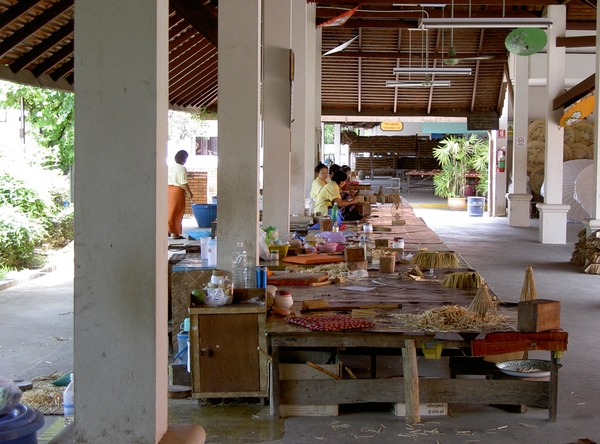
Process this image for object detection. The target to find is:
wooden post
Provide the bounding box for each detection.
[402,339,421,424]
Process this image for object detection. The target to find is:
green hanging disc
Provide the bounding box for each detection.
[505,28,548,56]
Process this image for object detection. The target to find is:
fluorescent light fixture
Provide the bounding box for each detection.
[393,67,472,75]
[420,17,553,29]
[386,80,451,87]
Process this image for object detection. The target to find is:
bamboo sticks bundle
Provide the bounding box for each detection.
[407,265,425,278]
[411,249,460,269]
[520,266,537,301]
[441,271,484,289]
[462,283,496,323]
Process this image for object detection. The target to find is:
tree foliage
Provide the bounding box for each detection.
[0,82,74,173]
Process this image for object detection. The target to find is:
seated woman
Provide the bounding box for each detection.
[339,166,362,221]
[310,163,329,199]
[314,170,360,219]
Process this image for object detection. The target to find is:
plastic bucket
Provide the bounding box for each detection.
[175,331,189,365]
[0,404,45,444]
[192,204,217,227]
[467,196,485,217]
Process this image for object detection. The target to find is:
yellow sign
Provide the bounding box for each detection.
[380,122,404,131]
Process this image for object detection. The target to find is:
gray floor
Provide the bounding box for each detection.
[2,189,599,443]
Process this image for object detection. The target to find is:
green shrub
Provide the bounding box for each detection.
[47,205,74,248]
[0,172,51,222]
[0,205,47,269]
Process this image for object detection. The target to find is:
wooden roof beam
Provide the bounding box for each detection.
[552,73,595,110]
[32,41,73,77]
[170,0,218,48]
[0,0,73,59]
[556,35,596,48]
[0,0,41,28]
[9,19,73,73]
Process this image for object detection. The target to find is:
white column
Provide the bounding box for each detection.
[263,0,292,232]
[538,5,569,244]
[74,1,169,442]
[290,0,309,215]
[218,0,262,269]
[493,96,509,217]
[307,8,322,185]
[583,4,600,235]
[507,53,532,226]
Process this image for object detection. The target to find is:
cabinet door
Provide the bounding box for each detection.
[198,313,260,393]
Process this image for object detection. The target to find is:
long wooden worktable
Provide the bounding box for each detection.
[266,202,568,422]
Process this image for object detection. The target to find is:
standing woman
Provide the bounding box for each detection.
[168,150,193,239]
[310,163,329,198]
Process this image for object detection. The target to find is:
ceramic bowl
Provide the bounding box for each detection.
[275,293,294,309]
[317,242,337,253]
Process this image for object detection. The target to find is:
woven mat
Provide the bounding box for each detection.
[20,371,66,415]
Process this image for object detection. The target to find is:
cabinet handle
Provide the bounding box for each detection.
[199,348,212,357]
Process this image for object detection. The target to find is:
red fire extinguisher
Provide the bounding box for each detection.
[497,149,506,173]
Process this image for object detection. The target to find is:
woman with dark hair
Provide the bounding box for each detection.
[314,170,359,217]
[168,150,193,239]
[310,163,329,198]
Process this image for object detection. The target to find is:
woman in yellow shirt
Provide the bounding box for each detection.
[309,163,329,198]
[314,171,359,217]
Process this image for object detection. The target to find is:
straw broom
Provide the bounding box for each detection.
[461,283,496,324]
[441,271,484,289]
[520,266,537,301]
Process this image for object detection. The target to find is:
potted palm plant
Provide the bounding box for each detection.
[432,134,489,210]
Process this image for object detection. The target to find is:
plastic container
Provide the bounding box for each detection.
[200,236,210,262]
[207,238,217,267]
[192,204,217,227]
[63,373,74,427]
[0,404,45,443]
[467,196,486,217]
[175,331,189,365]
[232,241,249,289]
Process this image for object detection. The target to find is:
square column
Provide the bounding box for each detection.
[507,52,532,226]
[290,0,310,215]
[583,2,600,235]
[74,1,169,441]
[538,5,569,244]
[217,0,262,269]
[262,0,292,232]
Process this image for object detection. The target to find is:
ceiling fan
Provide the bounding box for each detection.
[443,47,496,65]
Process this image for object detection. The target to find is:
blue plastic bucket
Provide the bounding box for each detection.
[0,404,45,444]
[467,196,485,217]
[192,204,217,227]
[175,331,189,365]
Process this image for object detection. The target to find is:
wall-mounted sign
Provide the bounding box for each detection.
[380,122,404,131]
[517,136,526,147]
[498,129,506,139]
[467,114,499,131]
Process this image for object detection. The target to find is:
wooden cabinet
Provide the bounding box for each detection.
[189,304,268,398]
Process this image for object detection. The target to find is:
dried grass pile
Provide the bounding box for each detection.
[441,271,484,289]
[571,229,600,274]
[392,304,508,332]
[520,266,537,301]
[19,372,66,415]
[411,249,460,269]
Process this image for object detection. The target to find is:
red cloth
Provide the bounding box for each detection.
[168,185,185,235]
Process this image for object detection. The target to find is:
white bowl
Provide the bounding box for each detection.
[275,294,294,309]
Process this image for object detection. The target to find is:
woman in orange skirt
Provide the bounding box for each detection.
[168,150,193,239]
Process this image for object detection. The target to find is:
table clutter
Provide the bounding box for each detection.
[176,189,567,424]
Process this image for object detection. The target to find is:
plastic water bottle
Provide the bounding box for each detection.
[331,202,339,231]
[63,373,74,426]
[232,241,248,289]
[207,237,217,267]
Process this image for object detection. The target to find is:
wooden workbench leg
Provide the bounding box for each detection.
[402,339,420,424]
[549,351,560,421]
[270,346,280,419]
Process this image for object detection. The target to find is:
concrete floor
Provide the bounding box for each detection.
[1,188,599,444]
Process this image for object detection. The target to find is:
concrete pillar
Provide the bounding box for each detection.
[307,7,322,184]
[290,0,309,215]
[74,1,169,442]
[537,5,568,244]
[492,96,509,217]
[218,0,262,269]
[263,0,292,232]
[583,3,600,235]
[507,53,532,226]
